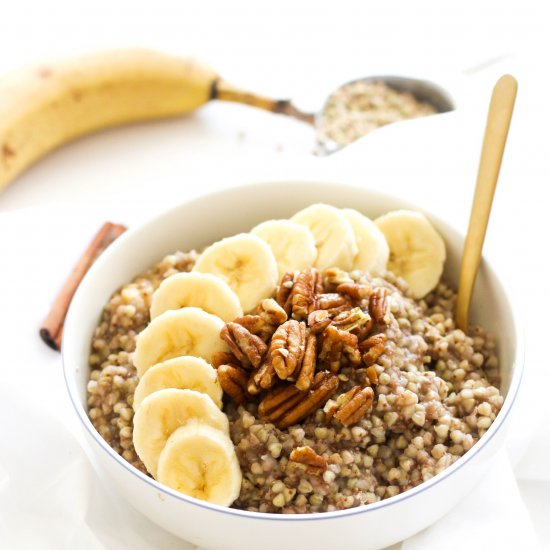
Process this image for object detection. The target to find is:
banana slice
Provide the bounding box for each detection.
[342,208,389,275]
[157,422,242,506]
[192,233,278,313]
[374,210,446,298]
[150,272,243,322]
[133,307,228,377]
[133,388,229,478]
[291,203,358,271]
[133,356,223,411]
[250,219,317,278]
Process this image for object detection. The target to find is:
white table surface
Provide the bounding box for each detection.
[0,2,549,548]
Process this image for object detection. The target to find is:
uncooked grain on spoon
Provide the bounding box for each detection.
[317,80,437,148]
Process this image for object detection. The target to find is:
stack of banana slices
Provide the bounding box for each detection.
[132,275,242,507]
[131,203,445,506]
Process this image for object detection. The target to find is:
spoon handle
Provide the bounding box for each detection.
[456,75,517,331]
[212,79,315,125]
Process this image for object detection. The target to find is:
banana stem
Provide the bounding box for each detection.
[211,79,315,125]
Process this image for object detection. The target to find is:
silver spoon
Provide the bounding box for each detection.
[213,75,455,153]
[314,75,455,155]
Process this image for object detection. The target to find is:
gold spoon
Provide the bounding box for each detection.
[455,75,518,331]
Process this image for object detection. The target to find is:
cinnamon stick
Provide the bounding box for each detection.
[40,221,127,351]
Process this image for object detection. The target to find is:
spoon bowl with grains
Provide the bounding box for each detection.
[315,76,455,155]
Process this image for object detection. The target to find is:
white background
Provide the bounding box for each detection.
[0,0,548,214]
[0,1,549,549]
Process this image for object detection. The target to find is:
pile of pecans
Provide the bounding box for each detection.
[213,268,391,430]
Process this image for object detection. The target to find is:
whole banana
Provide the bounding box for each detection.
[0,49,310,191]
[0,50,220,190]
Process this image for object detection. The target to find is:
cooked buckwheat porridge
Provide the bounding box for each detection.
[87,249,502,514]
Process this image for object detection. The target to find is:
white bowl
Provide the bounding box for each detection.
[62,180,523,550]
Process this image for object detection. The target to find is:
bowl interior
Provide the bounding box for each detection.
[63,179,519,464]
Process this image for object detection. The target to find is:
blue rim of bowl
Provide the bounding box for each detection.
[61,179,525,522]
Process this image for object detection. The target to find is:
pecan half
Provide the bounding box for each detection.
[334,385,374,426]
[307,309,331,334]
[353,318,374,342]
[324,267,353,289]
[314,270,325,294]
[221,322,267,368]
[323,399,339,424]
[369,287,389,324]
[366,365,379,385]
[247,372,262,395]
[316,293,348,311]
[329,304,354,318]
[234,299,287,341]
[259,371,339,429]
[276,272,295,314]
[344,344,362,367]
[290,270,318,320]
[318,325,358,373]
[233,315,266,337]
[359,332,387,352]
[211,351,239,369]
[258,383,304,421]
[277,372,339,429]
[253,356,277,390]
[258,298,288,326]
[270,320,306,380]
[332,307,371,332]
[295,332,316,391]
[359,333,387,366]
[337,282,371,300]
[289,445,327,474]
[217,364,249,405]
